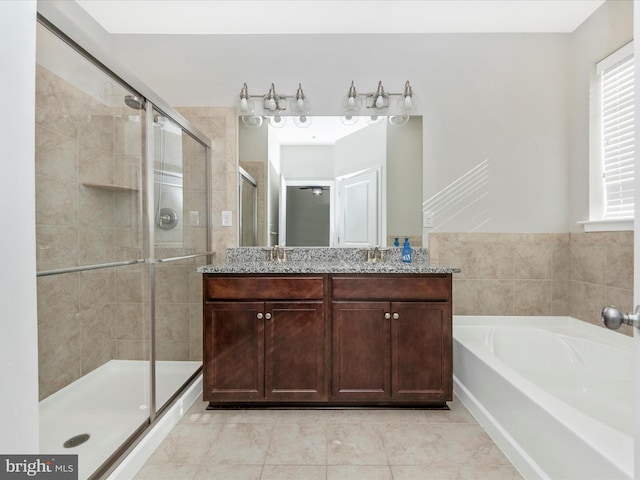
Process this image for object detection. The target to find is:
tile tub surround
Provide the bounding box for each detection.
[428,232,633,335]
[133,396,522,480]
[197,247,461,274]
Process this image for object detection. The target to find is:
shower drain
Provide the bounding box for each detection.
[63,433,90,448]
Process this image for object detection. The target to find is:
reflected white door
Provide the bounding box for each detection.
[337,169,379,247]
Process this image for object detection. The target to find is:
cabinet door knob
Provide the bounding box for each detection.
[257,313,264,319]
[265,313,272,320]
[393,313,399,319]
[384,313,391,319]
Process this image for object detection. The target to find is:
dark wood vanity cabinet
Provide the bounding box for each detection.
[331,275,452,405]
[203,273,452,407]
[203,275,327,404]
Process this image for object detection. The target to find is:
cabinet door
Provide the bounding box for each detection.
[265,301,327,401]
[391,302,452,401]
[204,302,264,401]
[331,301,391,400]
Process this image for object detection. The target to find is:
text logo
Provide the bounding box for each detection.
[0,456,77,480]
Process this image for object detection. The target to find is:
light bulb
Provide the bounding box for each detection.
[240,97,249,112]
[347,97,355,108]
[267,97,276,110]
[398,81,418,114]
[375,95,385,109]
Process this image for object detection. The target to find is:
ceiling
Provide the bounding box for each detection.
[76,0,606,35]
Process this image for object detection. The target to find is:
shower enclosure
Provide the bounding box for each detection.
[35,18,211,479]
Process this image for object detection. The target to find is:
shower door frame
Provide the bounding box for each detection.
[36,13,213,480]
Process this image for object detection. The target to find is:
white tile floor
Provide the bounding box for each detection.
[134,396,523,480]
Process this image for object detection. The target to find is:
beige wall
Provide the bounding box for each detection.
[429,231,633,336]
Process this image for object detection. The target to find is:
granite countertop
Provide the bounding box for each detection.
[196,247,461,275]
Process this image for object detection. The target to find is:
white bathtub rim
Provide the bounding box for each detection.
[453,316,633,478]
[453,375,544,480]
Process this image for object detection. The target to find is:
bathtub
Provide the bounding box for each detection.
[453,316,633,480]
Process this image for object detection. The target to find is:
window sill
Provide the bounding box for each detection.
[577,218,634,232]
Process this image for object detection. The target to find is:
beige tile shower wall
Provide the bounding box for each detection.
[177,107,238,254]
[177,107,238,362]
[35,65,146,399]
[429,231,633,336]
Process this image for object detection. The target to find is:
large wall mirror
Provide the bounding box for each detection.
[239,116,423,247]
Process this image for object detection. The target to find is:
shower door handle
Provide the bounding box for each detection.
[601,305,640,329]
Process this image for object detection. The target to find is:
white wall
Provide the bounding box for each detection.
[280,145,334,179]
[0,0,39,453]
[110,31,573,233]
[46,1,632,235]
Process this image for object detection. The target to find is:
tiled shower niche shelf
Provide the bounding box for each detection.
[81,182,139,192]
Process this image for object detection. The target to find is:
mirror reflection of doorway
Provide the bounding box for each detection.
[239,167,258,246]
[284,182,333,246]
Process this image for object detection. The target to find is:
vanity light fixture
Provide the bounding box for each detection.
[237,82,311,128]
[342,80,418,118]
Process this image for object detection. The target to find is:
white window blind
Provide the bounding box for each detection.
[597,44,634,219]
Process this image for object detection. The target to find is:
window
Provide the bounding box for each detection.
[585,42,634,231]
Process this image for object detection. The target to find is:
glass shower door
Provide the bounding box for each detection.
[35,22,150,479]
[151,108,207,414]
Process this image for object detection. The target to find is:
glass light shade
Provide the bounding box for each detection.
[263,83,282,112]
[237,82,255,114]
[398,81,418,114]
[241,115,263,128]
[342,81,362,116]
[398,92,418,114]
[367,115,385,126]
[291,83,311,115]
[368,81,389,114]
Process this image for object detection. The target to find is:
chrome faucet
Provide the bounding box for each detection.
[269,244,288,263]
[365,245,388,263]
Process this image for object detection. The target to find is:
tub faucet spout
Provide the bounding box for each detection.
[601,305,640,330]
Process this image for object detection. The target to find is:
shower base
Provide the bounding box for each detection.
[39,359,201,480]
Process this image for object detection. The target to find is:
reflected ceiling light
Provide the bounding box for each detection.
[241,115,263,128]
[268,114,285,128]
[294,114,312,128]
[342,80,417,121]
[388,115,410,126]
[237,82,311,127]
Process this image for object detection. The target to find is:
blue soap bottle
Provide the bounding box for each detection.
[393,237,400,247]
[402,238,412,263]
